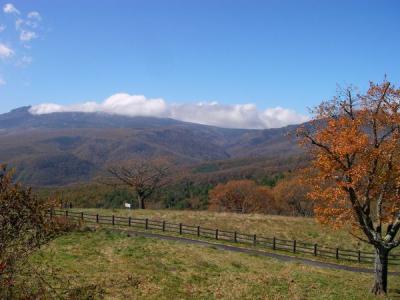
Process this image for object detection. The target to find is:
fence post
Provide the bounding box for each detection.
[179,223,182,234]
[81,212,84,220]
[293,240,297,253]
[96,214,99,223]
[253,234,257,246]
[314,244,318,256]
[162,221,166,232]
[215,229,219,240]
[336,248,339,259]
[358,250,361,263]
[197,226,200,237]
[128,217,131,227]
[65,210,68,219]
[234,231,237,243]
[50,209,53,219]
[112,215,115,226]
[273,237,276,250]
[145,218,149,230]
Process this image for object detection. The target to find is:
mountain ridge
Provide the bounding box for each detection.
[0,107,304,186]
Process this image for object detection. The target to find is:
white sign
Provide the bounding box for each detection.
[124,203,131,209]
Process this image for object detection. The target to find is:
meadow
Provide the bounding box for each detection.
[29,229,400,299]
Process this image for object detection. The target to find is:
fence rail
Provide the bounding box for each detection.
[50,209,400,265]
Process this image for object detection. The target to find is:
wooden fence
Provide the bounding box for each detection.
[50,209,400,265]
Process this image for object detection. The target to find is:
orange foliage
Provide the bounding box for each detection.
[299,80,400,241]
[299,80,400,294]
[273,173,313,216]
[208,180,275,213]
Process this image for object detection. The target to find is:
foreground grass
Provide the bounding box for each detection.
[30,229,400,299]
[76,209,376,252]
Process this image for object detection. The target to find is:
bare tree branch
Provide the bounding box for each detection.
[104,160,170,209]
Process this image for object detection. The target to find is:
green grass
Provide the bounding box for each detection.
[30,229,400,299]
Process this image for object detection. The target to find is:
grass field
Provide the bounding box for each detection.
[29,229,400,299]
[74,209,377,252]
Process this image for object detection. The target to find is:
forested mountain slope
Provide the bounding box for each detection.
[0,107,305,186]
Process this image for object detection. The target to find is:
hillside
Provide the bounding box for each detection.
[0,107,305,186]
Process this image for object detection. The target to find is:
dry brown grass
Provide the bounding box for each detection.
[78,209,370,251]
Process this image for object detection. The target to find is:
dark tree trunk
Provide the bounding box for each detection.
[138,195,145,209]
[371,246,389,295]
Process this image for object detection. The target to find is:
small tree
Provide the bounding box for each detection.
[273,174,313,216]
[107,160,169,209]
[209,180,275,213]
[298,80,400,295]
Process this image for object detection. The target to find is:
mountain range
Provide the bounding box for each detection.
[0,107,305,186]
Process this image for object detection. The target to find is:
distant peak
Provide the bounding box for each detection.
[9,106,31,113]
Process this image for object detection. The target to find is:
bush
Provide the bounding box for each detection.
[0,164,76,298]
[208,180,275,213]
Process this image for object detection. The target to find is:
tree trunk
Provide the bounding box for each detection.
[371,246,389,295]
[138,195,145,209]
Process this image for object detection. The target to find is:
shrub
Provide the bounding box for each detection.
[208,180,275,213]
[0,164,76,298]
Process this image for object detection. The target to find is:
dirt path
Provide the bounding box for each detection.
[106,227,400,275]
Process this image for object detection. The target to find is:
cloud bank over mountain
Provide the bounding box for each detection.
[29,93,309,129]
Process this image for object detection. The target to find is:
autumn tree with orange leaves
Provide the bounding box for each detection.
[273,174,313,216]
[208,180,275,213]
[298,80,400,295]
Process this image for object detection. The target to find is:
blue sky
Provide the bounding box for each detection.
[0,0,399,128]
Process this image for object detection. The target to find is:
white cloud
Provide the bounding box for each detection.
[168,102,309,129]
[0,43,14,58]
[26,12,41,28]
[13,12,42,42]
[21,55,32,63]
[30,94,168,117]
[29,94,309,129]
[0,4,42,81]
[169,102,263,128]
[20,30,37,41]
[15,55,32,67]
[3,3,19,15]
[262,107,310,128]
[27,11,41,20]
[17,12,42,42]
